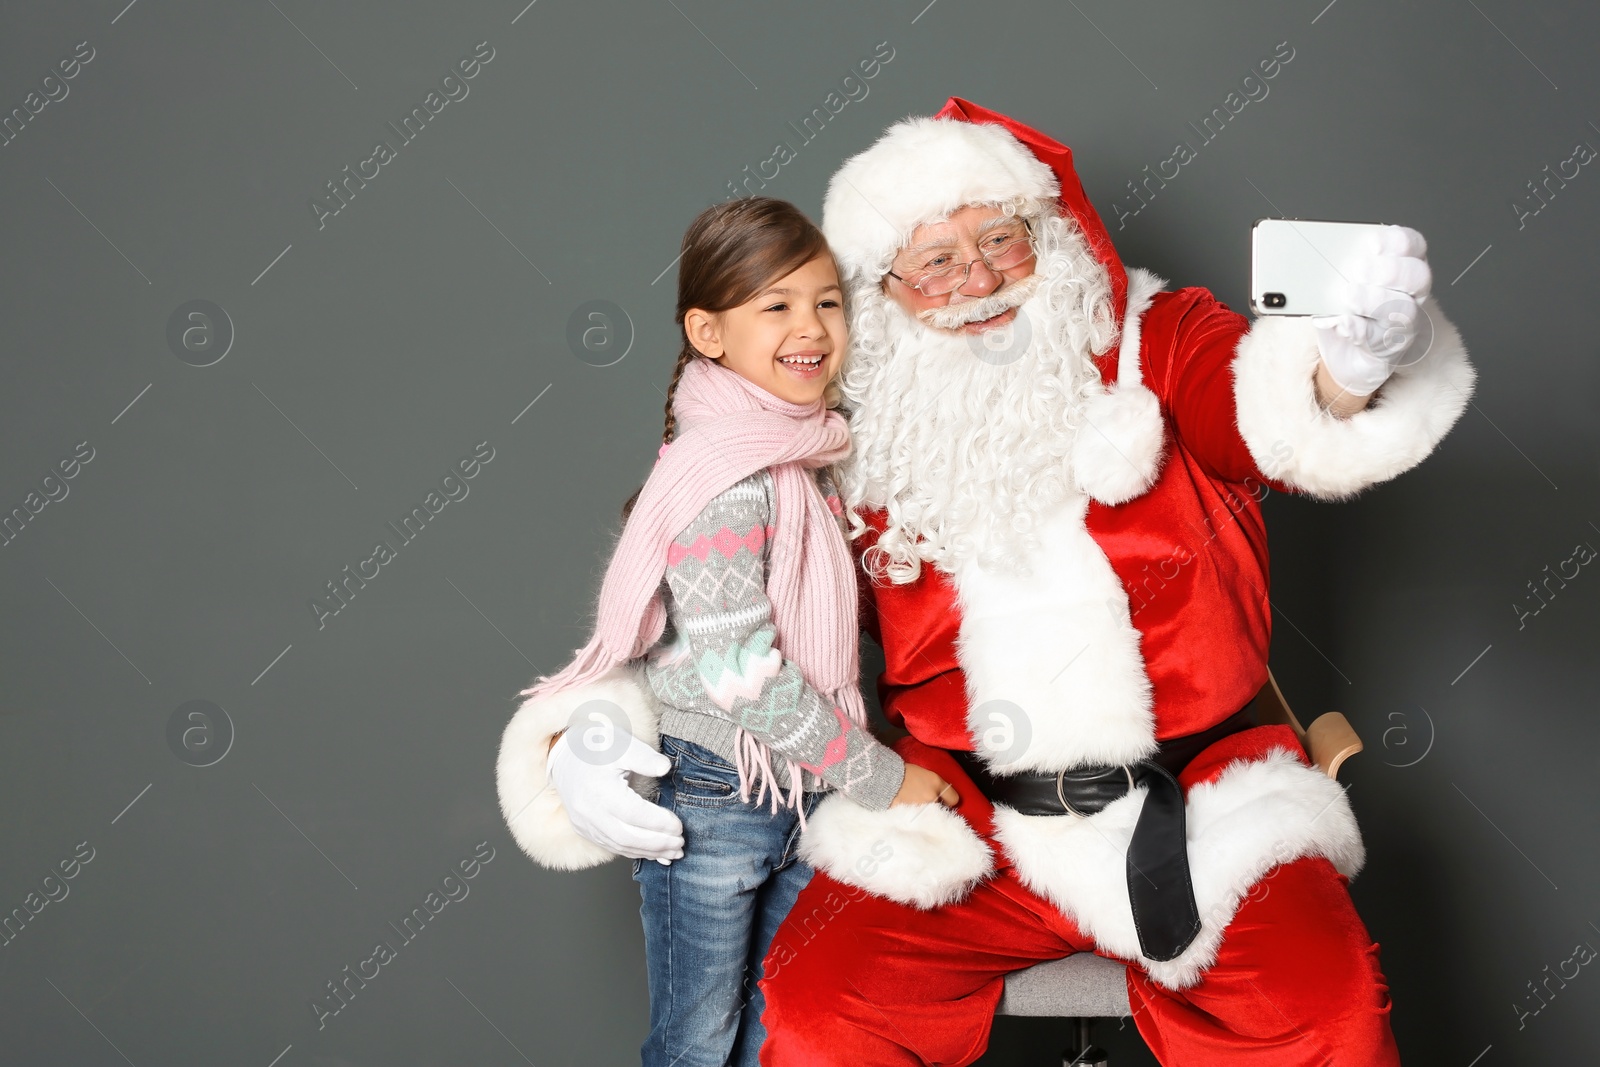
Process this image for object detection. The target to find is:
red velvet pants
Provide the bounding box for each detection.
[757,854,1398,1066]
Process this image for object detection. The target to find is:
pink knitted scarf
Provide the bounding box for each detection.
[522,356,867,814]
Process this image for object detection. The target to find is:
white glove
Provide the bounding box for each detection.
[1311,225,1433,398]
[546,731,685,863]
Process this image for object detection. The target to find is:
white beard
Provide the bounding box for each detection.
[837,210,1121,584]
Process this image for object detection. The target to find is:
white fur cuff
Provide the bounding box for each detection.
[798,793,994,909]
[1231,302,1475,500]
[494,666,661,871]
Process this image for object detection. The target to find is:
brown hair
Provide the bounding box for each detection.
[621,197,835,521]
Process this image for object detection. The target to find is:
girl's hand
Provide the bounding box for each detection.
[890,763,960,808]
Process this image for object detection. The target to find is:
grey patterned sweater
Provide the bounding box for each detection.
[643,468,906,811]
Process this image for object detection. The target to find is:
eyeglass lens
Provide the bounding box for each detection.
[908,228,1034,295]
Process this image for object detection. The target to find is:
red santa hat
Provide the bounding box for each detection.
[821,97,1167,506]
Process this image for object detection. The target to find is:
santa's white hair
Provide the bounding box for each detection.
[837,201,1119,583]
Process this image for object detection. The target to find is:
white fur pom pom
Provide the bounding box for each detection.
[1071,382,1167,506]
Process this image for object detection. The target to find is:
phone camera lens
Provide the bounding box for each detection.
[1263,292,1286,309]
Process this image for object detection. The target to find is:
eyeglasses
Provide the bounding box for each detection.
[886,219,1036,297]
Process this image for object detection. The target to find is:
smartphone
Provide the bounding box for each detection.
[1250,218,1388,316]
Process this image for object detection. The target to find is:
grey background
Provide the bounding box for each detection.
[1,0,1595,1063]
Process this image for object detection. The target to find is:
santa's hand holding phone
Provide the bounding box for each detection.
[1311,224,1434,398]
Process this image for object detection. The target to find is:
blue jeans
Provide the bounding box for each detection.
[633,734,818,1067]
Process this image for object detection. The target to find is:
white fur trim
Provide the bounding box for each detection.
[955,492,1157,773]
[798,792,994,909]
[1116,268,1165,391]
[1071,267,1169,506]
[822,116,1059,282]
[494,666,661,871]
[1231,301,1475,500]
[993,748,1366,989]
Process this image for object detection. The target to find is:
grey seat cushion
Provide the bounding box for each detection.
[996,954,1132,1017]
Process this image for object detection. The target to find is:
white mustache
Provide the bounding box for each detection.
[917,272,1041,330]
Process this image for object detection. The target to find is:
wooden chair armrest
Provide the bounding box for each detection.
[1252,670,1364,780]
[1305,711,1363,780]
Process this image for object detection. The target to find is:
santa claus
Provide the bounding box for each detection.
[751,98,1475,1064]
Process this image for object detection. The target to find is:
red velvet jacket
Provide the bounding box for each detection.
[855,286,1296,759]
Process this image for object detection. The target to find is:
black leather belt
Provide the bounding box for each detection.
[953,705,1255,962]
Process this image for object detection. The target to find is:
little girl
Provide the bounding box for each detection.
[523,197,953,1067]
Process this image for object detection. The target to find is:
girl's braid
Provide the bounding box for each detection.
[661,346,696,445]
